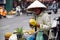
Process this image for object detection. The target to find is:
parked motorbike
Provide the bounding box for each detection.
[50,17,60,40]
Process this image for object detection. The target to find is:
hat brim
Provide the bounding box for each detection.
[27,7,46,11]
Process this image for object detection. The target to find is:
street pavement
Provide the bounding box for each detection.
[0,14,32,40]
[0,9,60,40]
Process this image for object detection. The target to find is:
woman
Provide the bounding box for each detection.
[52,1,58,14]
[33,8,51,40]
[27,0,51,40]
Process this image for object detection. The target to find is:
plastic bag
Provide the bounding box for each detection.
[26,34,35,40]
[36,31,44,40]
[9,34,17,40]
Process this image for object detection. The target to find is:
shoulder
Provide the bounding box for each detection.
[42,12,50,18]
[43,12,49,16]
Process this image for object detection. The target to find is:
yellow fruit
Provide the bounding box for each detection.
[4,32,12,38]
[23,30,27,33]
[29,19,36,27]
[28,29,35,34]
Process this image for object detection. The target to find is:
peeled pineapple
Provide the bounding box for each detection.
[27,29,35,34]
[8,10,16,15]
[4,32,12,38]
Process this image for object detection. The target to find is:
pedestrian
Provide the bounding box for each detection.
[20,0,27,14]
[0,6,2,19]
[0,6,3,19]
[16,5,21,16]
[27,0,51,40]
[0,5,7,19]
[52,1,58,14]
[2,8,7,18]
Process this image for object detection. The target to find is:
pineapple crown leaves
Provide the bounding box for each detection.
[16,27,23,34]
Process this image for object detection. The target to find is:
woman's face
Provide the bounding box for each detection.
[33,8,41,15]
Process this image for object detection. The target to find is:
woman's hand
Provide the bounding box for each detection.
[36,23,40,28]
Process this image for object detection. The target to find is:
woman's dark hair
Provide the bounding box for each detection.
[39,8,46,12]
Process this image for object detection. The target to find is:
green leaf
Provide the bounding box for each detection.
[15,27,23,34]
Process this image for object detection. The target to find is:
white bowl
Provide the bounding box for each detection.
[6,15,15,18]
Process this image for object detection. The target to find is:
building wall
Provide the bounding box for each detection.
[5,0,13,12]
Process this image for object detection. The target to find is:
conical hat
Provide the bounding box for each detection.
[27,0,47,11]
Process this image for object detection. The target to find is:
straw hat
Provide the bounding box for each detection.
[27,0,47,11]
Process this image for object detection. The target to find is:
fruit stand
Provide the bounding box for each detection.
[4,27,36,40]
